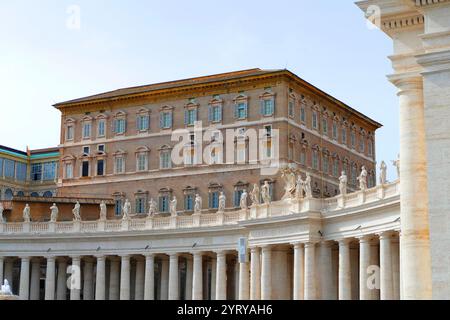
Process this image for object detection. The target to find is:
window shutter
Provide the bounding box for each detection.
[160,113,164,128]
[158,197,163,212]
[169,112,173,128]
[234,191,238,207]
[136,116,140,131]
[146,115,150,130]
[260,100,265,115]
[219,106,223,121]
[271,98,276,115]
[184,110,188,125]
[208,106,213,122]
[112,119,116,133]
[208,193,212,209]
[234,104,239,119]
[244,103,248,119]
[194,109,198,122]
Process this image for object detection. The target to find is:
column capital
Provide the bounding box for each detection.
[377,231,395,240]
[388,73,423,95]
[249,246,260,253]
[304,242,317,249]
[19,256,31,261]
[169,253,179,259]
[337,238,352,246]
[291,242,304,249]
[94,255,106,261]
[108,256,121,262]
[319,240,334,248]
[120,254,131,260]
[356,234,374,243]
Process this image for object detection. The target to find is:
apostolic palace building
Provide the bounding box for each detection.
[1,0,450,301]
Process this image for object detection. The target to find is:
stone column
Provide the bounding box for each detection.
[120,255,131,300]
[261,246,272,300]
[144,254,155,300]
[160,256,169,300]
[185,256,193,300]
[390,74,432,299]
[392,235,400,300]
[109,257,120,300]
[95,256,106,300]
[379,232,394,300]
[56,258,67,300]
[134,257,145,300]
[4,259,14,288]
[192,252,203,300]
[293,243,304,300]
[30,259,41,300]
[359,236,372,300]
[0,257,4,284]
[215,251,227,300]
[70,256,81,300]
[338,239,351,300]
[19,257,30,300]
[168,253,179,300]
[304,242,316,300]
[83,258,94,300]
[45,257,56,300]
[210,258,217,300]
[239,253,250,300]
[319,241,334,300]
[250,247,261,300]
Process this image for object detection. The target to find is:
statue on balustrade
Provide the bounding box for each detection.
[339,171,348,196]
[391,154,400,179]
[380,161,387,185]
[23,204,31,223]
[194,194,202,214]
[218,192,226,212]
[122,199,131,220]
[250,184,260,206]
[303,173,313,198]
[72,201,81,221]
[261,181,271,205]
[0,203,4,223]
[295,175,305,199]
[148,198,157,217]
[240,190,248,210]
[357,166,368,191]
[170,196,178,217]
[281,167,296,199]
[0,279,12,296]
[99,201,107,220]
[50,203,59,222]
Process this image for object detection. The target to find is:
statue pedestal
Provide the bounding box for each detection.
[97,220,106,232]
[358,191,366,204]
[249,206,258,219]
[23,222,30,233]
[170,216,177,229]
[290,198,303,214]
[239,209,249,221]
[0,222,4,233]
[49,222,56,233]
[259,204,271,218]
[193,214,201,227]
[73,221,81,232]
[217,211,225,225]
[121,219,129,231]
[377,185,385,200]
[146,217,154,230]
[337,195,345,209]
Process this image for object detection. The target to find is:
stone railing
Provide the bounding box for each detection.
[0,181,400,235]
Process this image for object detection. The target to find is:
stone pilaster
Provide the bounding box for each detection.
[359,236,372,300]
[160,256,169,300]
[238,254,250,300]
[56,258,67,300]
[70,256,81,300]
[319,241,334,300]
[135,257,145,300]
[83,258,94,300]
[30,259,41,301]
[185,256,193,300]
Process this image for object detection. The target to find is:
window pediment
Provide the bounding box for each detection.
[135,146,150,153]
[113,149,127,157]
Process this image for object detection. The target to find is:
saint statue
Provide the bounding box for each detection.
[240,190,248,210]
[0,279,12,296]
[50,203,59,222]
[72,201,81,221]
[0,203,4,223]
[218,192,226,212]
[281,168,296,199]
[148,198,157,217]
[379,161,387,185]
[250,184,260,206]
[122,199,131,220]
[194,194,202,214]
[23,204,31,223]
[391,154,400,179]
[261,181,271,205]
[170,196,178,217]
[99,201,107,220]
[295,175,305,199]
[303,173,312,198]
[339,171,348,196]
[357,166,368,191]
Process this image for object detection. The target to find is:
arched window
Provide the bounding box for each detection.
[43,191,53,198]
[16,191,25,197]
[4,189,13,200]
[30,192,40,198]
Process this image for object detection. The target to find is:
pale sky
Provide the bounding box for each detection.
[0,0,399,180]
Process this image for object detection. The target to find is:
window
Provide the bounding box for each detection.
[300,150,306,165]
[98,144,105,152]
[288,143,294,161]
[236,140,247,164]
[209,191,219,209]
[0,158,3,177]
[66,125,74,141]
[261,99,274,116]
[31,163,42,181]
[184,194,194,211]
[351,165,357,186]
[97,120,106,137]
[43,191,53,198]
[210,105,222,122]
[234,190,244,208]
[264,125,272,137]
[322,155,329,173]
[288,101,294,117]
[185,109,197,126]
[135,198,146,214]
[312,112,318,130]
[3,159,14,179]
[322,119,328,135]
[115,199,123,216]
[83,146,90,155]
[65,163,73,179]
[160,150,171,169]
[137,153,148,172]
[115,157,124,174]
[300,107,306,123]
[312,150,319,170]
[235,103,248,119]
[114,119,126,134]
[16,162,27,181]
[332,122,338,140]
[97,160,105,176]
[351,131,356,149]
[368,140,374,157]
[160,112,172,129]
[82,161,89,177]
[359,139,365,153]
[159,195,169,213]
[333,159,339,177]
[137,115,149,131]
[83,122,92,139]
[43,162,57,180]
[342,128,347,144]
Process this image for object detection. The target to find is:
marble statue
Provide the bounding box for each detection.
[0,279,12,296]
[50,203,59,222]
[99,201,107,220]
[295,175,305,199]
[303,173,312,198]
[281,168,296,199]
[218,192,226,212]
[148,198,157,217]
[380,161,387,185]
[170,196,178,217]
[391,154,400,179]
[250,184,260,206]
[339,171,348,196]
[357,166,368,191]
[72,201,81,221]
[0,203,4,223]
[23,204,31,223]
[261,181,271,205]
[194,194,202,214]
[240,190,248,210]
[122,199,131,219]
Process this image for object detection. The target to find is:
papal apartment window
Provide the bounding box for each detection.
[137,153,148,172]
[82,161,90,177]
[312,112,318,130]
[160,150,172,169]
[137,115,150,131]
[115,199,123,216]
[159,195,169,213]
[333,159,339,177]
[210,105,222,122]
[65,163,73,179]
[342,128,347,145]
[300,150,306,165]
[234,189,244,208]
[115,157,125,174]
[312,150,319,170]
[98,144,105,152]
[300,107,306,123]
[332,122,338,140]
[185,109,197,126]
[83,146,90,155]
[261,99,274,116]
[66,125,74,141]
[160,112,173,129]
[288,101,295,118]
[322,118,328,135]
[97,159,105,176]
[359,139,365,153]
[235,102,248,120]
[97,120,106,137]
[135,197,146,215]
[114,118,126,135]
[209,191,219,209]
[31,163,42,181]
[83,122,92,139]
[184,194,194,211]
[351,131,356,149]
[322,155,329,173]
[43,162,57,181]
[368,140,373,157]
